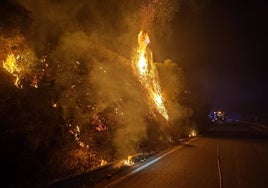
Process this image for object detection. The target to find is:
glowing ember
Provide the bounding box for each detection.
[100,159,107,166]
[30,75,39,88]
[68,124,88,148]
[133,31,168,120]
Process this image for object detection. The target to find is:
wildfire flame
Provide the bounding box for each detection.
[123,155,134,166]
[188,129,197,138]
[2,53,22,88]
[134,31,168,120]
[2,52,43,89]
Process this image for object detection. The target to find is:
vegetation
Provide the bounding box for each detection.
[0,1,211,187]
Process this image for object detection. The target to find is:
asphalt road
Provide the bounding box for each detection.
[104,122,268,188]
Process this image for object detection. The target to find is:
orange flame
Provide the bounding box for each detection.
[134,31,168,120]
[188,129,197,137]
[2,52,42,89]
[2,53,22,88]
[123,155,134,166]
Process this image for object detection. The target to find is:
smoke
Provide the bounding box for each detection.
[6,0,187,157]
[156,59,186,123]
[89,39,149,157]
[113,101,148,157]
[13,0,144,58]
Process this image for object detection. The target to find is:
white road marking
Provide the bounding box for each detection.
[104,137,199,188]
[217,138,223,188]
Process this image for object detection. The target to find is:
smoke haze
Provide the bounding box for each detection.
[4,0,187,157]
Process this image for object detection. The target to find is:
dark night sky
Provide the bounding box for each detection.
[154,0,267,114]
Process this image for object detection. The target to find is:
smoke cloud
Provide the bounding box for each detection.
[156,59,186,122]
[7,0,186,157]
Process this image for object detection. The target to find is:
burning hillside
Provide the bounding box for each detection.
[0,0,195,186]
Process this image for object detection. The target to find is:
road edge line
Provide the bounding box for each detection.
[104,136,199,188]
[217,138,223,188]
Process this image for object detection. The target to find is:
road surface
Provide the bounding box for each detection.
[103,122,268,188]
